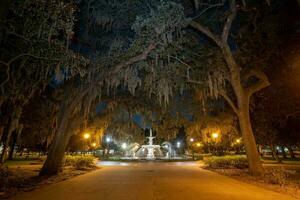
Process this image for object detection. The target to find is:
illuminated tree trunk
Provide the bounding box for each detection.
[238,98,264,175]
[39,128,72,175]
[222,45,265,176]
[40,102,72,176]
[40,89,88,176]
[0,105,22,163]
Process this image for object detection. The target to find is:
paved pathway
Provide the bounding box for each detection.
[12,161,296,200]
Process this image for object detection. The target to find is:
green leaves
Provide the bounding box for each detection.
[132,1,186,45]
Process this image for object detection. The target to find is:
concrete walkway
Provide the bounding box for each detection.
[12,161,296,200]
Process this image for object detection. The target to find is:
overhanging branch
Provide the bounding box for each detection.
[109,43,157,76]
[189,20,222,47]
[221,0,237,42]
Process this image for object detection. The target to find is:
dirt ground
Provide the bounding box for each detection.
[0,161,98,199]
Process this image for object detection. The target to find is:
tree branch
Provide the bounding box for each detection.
[192,1,225,19]
[221,0,237,42]
[189,20,222,47]
[220,91,238,114]
[109,43,157,76]
[244,69,270,96]
[0,53,59,67]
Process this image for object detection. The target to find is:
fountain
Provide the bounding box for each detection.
[120,129,185,160]
[135,129,163,160]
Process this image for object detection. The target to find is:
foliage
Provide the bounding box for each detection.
[264,168,291,186]
[204,155,248,169]
[64,155,96,170]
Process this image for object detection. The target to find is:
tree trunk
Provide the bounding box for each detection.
[8,132,17,160]
[40,90,88,176]
[287,146,295,159]
[39,103,70,176]
[39,129,72,176]
[222,45,264,176]
[237,99,264,176]
[270,144,281,163]
[0,105,22,163]
[280,146,287,159]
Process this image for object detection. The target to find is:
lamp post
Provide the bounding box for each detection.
[121,143,127,156]
[189,138,194,159]
[83,133,90,154]
[91,142,97,155]
[105,136,111,156]
[210,132,220,155]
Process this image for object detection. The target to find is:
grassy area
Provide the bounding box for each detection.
[5,160,43,166]
[262,157,300,165]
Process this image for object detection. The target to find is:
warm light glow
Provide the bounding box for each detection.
[196,143,201,147]
[92,142,97,147]
[212,132,219,139]
[236,139,241,144]
[121,143,127,149]
[190,138,194,142]
[83,133,90,139]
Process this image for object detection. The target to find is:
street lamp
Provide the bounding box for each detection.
[196,142,201,147]
[190,138,194,142]
[176,142,181,148]
[236,139,241,144]
[121,143,127,149]
[83,133,90,139]
[211,132,219,139]
[92,142,97,147]
[83,133,90,154]
[106,137,111,143]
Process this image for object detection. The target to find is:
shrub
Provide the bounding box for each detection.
[264,168,294,186]
[65,155,96,170]
[204,155,248,169]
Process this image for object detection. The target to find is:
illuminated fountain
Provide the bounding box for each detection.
[121,129,183,160]
[135,129,163,160]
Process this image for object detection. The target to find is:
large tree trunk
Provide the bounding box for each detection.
[40,89,89,176]
[0,105,22,163]
[189,0,268,176]
[222,45,264,176]
[237,95,264,175]
[8,132,17,160]
[39,103,71,176]
[8,125,22,160]
[39,129,72,176]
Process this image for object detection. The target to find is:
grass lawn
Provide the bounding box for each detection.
[6,160,43,166]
